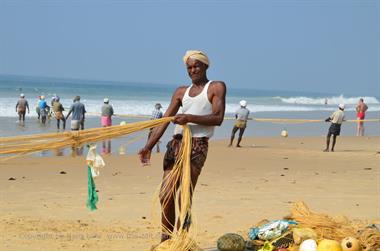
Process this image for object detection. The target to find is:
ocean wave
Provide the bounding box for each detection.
[1,97,379,118]
[278,95,379,105]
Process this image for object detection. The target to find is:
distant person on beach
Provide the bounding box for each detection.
[324,104,345,152]
[66,96,86,131]
[52,96,66,130]
[38,95,49,124]
[138,50,226,243]
[35,96,41,120]
[228,100,250,147]
[101,98,114,127]
[148,103,163,153]
[101,98,114,154]
[356,98,368,136]
[15,93,29,124]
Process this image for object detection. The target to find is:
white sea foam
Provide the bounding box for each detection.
[279,95,379,105]
[2,96,379,118]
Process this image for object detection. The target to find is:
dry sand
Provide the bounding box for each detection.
[1,136,379,251]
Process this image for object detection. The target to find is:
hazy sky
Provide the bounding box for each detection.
[0,0,378,95]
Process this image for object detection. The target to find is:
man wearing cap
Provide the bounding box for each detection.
[15,93,30,124]
[149,103,163,153]
[324,104,345,152]
[138,50,226,242]
[101,98,114,127]
[228,100,250,147]
[38,95,50,124]
[66,96,86,130]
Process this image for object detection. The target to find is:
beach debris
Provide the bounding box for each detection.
[59,171,66,174]
[341,237,361,251]
[281,130,288,138]
[86,144,105,211]
[243,202,379,251]
[293,228,317,245]
[86,144,105,178]
[317,239,342,251]
[248,220,297,241]
[217,233,246,251]
[278,248,289,251]
[118,145,126,155]
[8,177,16,180]
[270,231,294,249]
[363,168,371,171]
[257,241,274,251]
[299,239,317,251]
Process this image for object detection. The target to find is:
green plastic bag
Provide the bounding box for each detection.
[86,165,98,210]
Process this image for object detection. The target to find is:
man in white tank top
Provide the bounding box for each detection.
[138,50,226,242]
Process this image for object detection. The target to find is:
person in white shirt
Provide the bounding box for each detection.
[228,100,250,147]
[324,104,345,152]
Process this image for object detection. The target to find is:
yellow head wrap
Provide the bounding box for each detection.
[183,50,210,66]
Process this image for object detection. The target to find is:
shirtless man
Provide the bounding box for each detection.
[138,50,226,242]
[356,98,368,136]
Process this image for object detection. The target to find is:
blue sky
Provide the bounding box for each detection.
[0,0,378,95]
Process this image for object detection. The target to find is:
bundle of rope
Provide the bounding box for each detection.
[150,125,201,251]
[290,201,380,250]
[0,117,173,160]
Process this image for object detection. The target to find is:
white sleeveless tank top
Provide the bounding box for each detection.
[178,81,214,138]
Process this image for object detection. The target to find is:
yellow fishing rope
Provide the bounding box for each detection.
[0,117,198,250]
[151,125,199,251]
[0,117,173,158]
[82,112,380,124]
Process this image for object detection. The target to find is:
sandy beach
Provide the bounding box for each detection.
[1,136,379,251]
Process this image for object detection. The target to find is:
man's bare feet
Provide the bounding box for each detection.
[236,145,242,148]
[323,149,329,152]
